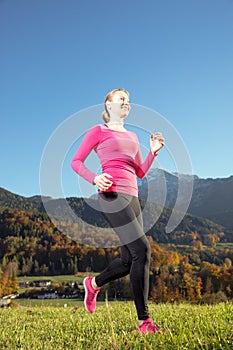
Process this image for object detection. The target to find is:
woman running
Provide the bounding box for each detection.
[71,88,165,333]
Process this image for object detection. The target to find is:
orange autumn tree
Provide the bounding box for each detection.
[0,262,18,298]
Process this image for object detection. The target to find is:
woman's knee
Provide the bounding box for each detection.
[129,236,151,261]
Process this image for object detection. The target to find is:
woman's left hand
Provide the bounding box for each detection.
[150,132,165,155]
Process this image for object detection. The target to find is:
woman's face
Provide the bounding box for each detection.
[107,91,131,119]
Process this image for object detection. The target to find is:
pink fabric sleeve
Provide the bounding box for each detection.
[71,125,101,184]
[134,144,157,179]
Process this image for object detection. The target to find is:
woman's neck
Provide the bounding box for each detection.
[107,121,124,126]
[106,119,126,131]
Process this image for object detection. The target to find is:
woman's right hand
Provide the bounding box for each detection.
[93,173,113,191]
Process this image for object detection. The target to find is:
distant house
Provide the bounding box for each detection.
[21,289,58,299]
[37,290,58,299]
[18,280,30,288]
[18,279,52,288]
[68,281,79,288]
[32,280,52,287]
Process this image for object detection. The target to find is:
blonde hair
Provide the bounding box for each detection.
[102,88,130,123]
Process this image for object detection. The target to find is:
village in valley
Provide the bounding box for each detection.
[0,276,84,307]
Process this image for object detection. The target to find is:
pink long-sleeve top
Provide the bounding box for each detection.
[71,124,157,197]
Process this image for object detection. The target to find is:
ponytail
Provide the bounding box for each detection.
[102,110,110,123]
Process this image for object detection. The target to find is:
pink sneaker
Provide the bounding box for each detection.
[83,276,100,313]
[138,318,165,334]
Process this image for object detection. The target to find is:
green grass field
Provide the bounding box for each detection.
[18,275,84,284]
[0,301,232,349]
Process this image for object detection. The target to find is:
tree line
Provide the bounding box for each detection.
[0,208,232,302]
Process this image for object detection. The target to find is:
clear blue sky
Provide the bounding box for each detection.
[1,0,233,198]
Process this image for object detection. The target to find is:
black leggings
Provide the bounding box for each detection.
[95,192,151,320]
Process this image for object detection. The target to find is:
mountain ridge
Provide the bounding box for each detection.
[138,169,233,229]
[0,182,233,246]
[1,168,233,232]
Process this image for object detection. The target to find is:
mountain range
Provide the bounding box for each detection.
[0,170,232,242]
[138,169,233,230]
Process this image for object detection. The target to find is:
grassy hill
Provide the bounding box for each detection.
[0,301,232,349]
